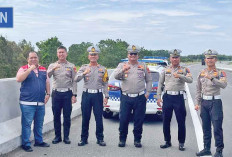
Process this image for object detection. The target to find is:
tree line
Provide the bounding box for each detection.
[0,36,231,79]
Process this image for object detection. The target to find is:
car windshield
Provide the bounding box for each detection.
[109,70,159,82]
[151,72,159,82]
[109,70,117,81]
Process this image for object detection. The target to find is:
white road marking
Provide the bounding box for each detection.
[185,83,212,157]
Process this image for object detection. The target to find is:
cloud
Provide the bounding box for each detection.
[149,20,165,25]
[132,0,174,2]
[195,24,219,30]
[217,0,232,4]
[82,11,145,22]
[109,0,174,2]
[3,0,50,9]
[151,9,200,16]
[188,31,226,36]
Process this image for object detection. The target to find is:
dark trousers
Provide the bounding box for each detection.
[162,93,186,143]
[119,94,146,142]
[81,92,104,141]
[200,99,224,152]
[52,90,72,138]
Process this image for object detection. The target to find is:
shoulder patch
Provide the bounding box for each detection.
[102,69,109,82]
[221,71,226,77]
[73,66,77,72]
[185,68,190,73]
[200,69,206,76]
[138,65,144,69]
[21,65,29,69]
[39,66,46,72]
[166,68,171,73]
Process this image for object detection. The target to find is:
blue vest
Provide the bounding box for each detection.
[20,65,47,103]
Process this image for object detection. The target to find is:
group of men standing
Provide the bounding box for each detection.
[16,45,227,157]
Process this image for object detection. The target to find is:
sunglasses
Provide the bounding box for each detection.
[129,53,138,56]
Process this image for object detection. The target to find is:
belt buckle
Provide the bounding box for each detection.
[171,91,176,95]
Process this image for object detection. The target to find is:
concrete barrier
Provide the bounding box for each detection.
[0,78,81,155]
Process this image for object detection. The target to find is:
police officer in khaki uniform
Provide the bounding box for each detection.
[195,50,227,157]
[114,45,152,148]
[157,49,193,151]
[47,46,77,144]
[75,45,109,147]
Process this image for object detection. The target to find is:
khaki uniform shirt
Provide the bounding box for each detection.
[74,64,109,97]
[114,62,152,95]
[157,65,193,99]
[47,61,77,94]
[195,68,227,105]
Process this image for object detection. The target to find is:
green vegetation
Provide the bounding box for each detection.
[0,36,231,79]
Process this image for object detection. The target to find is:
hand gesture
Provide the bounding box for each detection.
[29,65,36,71]
[204,73,212,80]
[123,64,130,72]
[83,68,91,75]
[173,72,180,78]
[53,63,60,70]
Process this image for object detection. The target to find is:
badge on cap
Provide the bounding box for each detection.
[169,49,181,57]
[204,49,218,58]
[208,49,212,54]
[174,49,178,55]
[132,45,136,51]
[91,47,95,52]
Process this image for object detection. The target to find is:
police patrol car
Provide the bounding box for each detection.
[103,57,168,119]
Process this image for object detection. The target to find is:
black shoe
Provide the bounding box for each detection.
[134,141,142,148]
[196,148,212,156]
[214,151,223,157]
[21,145,33,152]
[34,142,50,147]
[160,142,172,149]
[118,141,126,147]
[179,143,185,151]
[63,137,71,144]
[78,140,88,146]
[52,137,62,144]
[97,140,106,146]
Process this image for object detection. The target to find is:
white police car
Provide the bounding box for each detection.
[103,57,168,119]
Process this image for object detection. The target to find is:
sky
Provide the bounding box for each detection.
[0,0,232,55]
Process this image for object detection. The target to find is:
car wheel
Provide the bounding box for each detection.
[103,111,113,119]
[157,115,163,121]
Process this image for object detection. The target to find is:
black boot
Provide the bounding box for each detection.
[63,137,71,144]
[196,148,212,156]
[160,141,172,149]
[97,140,106,146]
[52,137,62,144]
[179,143,185,151]
[118,140,126,147]
[78,140,88,146]
[214,151,223,157]
[134,141,142,148]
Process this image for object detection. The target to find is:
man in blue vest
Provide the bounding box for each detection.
[16,52,50,152]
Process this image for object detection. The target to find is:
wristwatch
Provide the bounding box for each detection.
[46,93,50,96]
[72,94,77,97]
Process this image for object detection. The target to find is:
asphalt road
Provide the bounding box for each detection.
[3,64,232,157]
